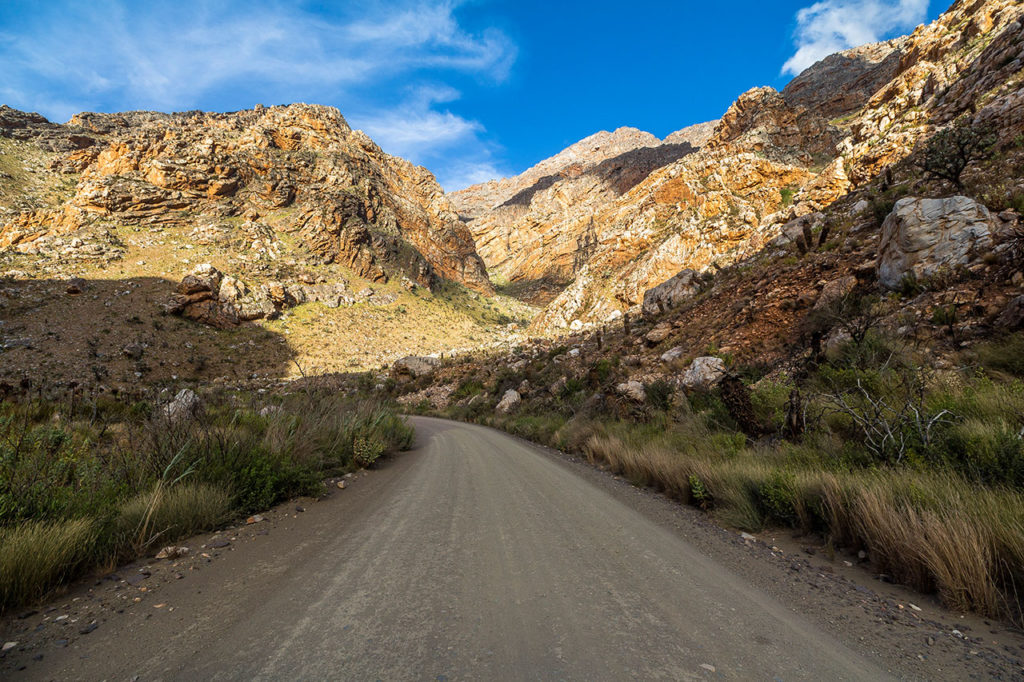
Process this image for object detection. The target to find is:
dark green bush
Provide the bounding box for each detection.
[645,379,674,412]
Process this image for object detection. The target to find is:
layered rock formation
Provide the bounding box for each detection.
[0,103,491,293]
[448,127,707,297]
[465,0,1024,333]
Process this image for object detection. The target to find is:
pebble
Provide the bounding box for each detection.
[699,663,716,673]
[295,505,305,513]
[79,622,98,635]
[2,642,18,652]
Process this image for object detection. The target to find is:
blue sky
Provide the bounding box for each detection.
[0,1,940,190]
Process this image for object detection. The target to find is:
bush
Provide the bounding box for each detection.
[914,117,997,192]
[750,379,792,432]
[0,388,414,613]
[758,471,799,525]
[975,334,1024,378]
[353,434,385,468]
[644,379,674,412]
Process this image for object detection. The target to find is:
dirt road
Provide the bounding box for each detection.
[5,417,906,679]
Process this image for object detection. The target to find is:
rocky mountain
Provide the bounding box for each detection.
[1,103,490,293]
[449,127,711,302]
[0,104,533,385]
[453,0,1024,333]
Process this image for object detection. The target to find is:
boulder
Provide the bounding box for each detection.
[995,294,1024,330]
[164,389,200,422]
[813,275,857,310]
[679,356,726,389]
[771,212,824,247]
[392,355,441,378]
[642,269,699,318]
[495,389,521,413]
[645,322,673,345]
[660,346,686,363]
[65,277,86,295]
[616,380,646,403]
[177,263,222,295]
[877,197,994,290]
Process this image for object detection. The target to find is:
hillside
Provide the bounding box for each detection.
[451,0,1024,334]
[0,104,533,385]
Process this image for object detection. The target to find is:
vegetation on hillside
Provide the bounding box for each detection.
[414,324,1024,625]
[0,385,413,612]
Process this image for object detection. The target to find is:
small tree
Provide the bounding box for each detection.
[914,118,997,193]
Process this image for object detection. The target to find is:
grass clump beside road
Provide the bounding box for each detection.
[0,385,413,612]
[426,330,1024,626]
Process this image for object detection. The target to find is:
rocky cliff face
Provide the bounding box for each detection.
[0,103,491,293]
[449,128,706,300]
[509,0,1024,333]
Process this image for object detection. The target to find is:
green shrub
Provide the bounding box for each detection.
[975,334,1024,378]
[503,414,568,445]
[758,471,799,525]
[589,358,618,388]
[0,389,414,613]
[750,379,792,432]
[560,377,585,400]
[645,379,674,412]
[452,378,484,400]
[932,419,1024,487]
[689,474,711,509]
[353,434,385,468]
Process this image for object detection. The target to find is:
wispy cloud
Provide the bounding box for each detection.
[351,86,508,191]
[0,1,515,117]
[0,0,514,188]
[782,0,929,76]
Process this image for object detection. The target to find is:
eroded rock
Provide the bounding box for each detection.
[878,197,994,290]
[679,357,726,389]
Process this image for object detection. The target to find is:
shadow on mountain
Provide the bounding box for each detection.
[781,46,906,120]
[499,142,698,211]
[585,142,697,194]
[0,275,295,390]
[493,275,571,307]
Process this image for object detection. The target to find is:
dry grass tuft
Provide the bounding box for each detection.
[0,519,97,609]
[117,483,232,554]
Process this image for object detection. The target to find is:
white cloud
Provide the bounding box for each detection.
[782,0,929,76]
[0,0,513,189]
[350,87,507,191]
[438,161,507,192]
[0,0,516,116]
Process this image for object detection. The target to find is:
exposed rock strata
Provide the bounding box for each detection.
[1,104,491,293]
[465,0,1024,333]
